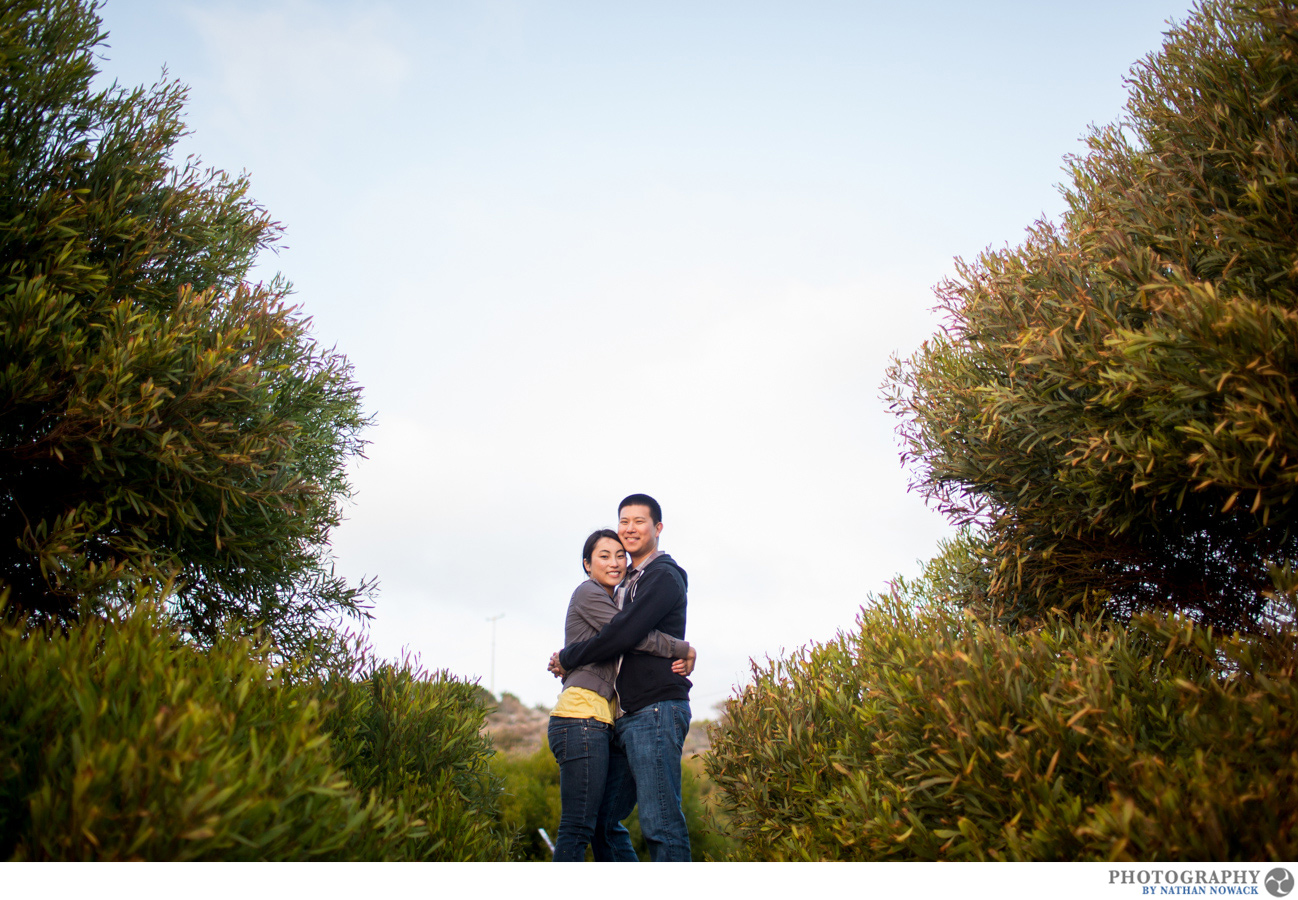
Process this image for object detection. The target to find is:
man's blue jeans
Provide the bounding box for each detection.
[600,699,692,862]
[547,716,637,861]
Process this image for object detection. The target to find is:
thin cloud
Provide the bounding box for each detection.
[183,0,411,134]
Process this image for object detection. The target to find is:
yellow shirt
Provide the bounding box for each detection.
[550,686,615,724]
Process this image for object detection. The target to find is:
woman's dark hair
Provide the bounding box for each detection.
[582,529,624,573]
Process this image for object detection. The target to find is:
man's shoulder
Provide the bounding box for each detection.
[645,552,683,570]
[643,554,687,591]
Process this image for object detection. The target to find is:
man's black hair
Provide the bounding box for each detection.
[618,493,662,525]
[582,529,623,573]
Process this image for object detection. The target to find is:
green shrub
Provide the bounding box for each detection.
[683,754,739,861]
[0,0,372,653]
[0,601,507,860]
[318,651,511,861]
[491,746,562,861]
[490,736,738,861]
[706,596,1297,860]
[885,0,1298,631]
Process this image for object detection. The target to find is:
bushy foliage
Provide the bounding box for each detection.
[318,652,511,860]
[706,596,1297,861]
[0,600,507,860]
[0,0,372,652]
[885,0,1298,630]
[710,1,1298,862]
[492,746,562,861]
[682,754,739,861]
[490,739,736,861]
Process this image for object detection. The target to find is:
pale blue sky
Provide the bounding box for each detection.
[97,0,1194,710]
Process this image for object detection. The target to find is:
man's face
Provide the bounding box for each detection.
[618,504,662,560]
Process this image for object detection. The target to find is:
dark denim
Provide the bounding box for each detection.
[593,732,640,861]
[610,699,692,861]
[547,715,637,861]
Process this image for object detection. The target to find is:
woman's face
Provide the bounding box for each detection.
[586,537,627,589]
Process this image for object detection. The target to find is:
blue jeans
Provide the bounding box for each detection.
[606,699,692,862]
[547,716,637,861]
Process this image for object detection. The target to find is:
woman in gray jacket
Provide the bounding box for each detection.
[547,529,695,861]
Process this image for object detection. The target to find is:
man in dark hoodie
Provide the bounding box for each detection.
[549,493,692,861]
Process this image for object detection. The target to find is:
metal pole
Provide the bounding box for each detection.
[486,613,504,696]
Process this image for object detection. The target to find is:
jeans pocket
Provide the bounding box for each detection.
[671,703,691,749]
[564,722,594,762]
[548,721,568,765]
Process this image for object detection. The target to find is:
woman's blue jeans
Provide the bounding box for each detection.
[547,715,636,861]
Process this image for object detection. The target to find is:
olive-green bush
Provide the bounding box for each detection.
[317,652,510,860]
[0,0,372,654]
[492,745,563,861]
[683,754,740,861]
[0,601,508,860]
[885,0,1298,631]
[491,738,737,861]
[707,597,1297,861]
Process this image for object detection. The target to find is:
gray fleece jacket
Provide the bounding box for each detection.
[560,578,690,702]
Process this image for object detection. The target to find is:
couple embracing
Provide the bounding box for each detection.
[545,493,696,862]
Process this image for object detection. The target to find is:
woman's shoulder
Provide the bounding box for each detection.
[569,579,614,605]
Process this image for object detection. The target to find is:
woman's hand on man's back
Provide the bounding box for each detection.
[671,647,697,676]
